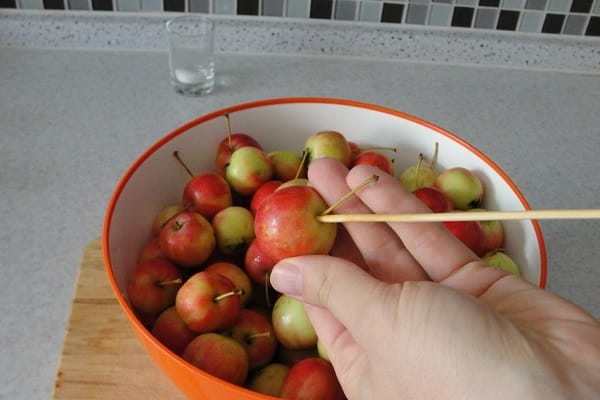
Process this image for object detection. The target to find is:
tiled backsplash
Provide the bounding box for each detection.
[2,0,599,36]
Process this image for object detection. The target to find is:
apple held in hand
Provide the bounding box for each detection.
[175,270,242,333]
[159,211,216,268]
[127,257,182,316]
[182,172,232,220]
[183,332,249,386]
[225,146,274,196]
[434,167,483,210]
[254,185,337,263]
[272,294,317,350]
[280,357,346,400]
[212,206,255,256]
[304,130,352,167]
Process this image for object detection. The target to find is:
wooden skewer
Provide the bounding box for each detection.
[316,209,600,223]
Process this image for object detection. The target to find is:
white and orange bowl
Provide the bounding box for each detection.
[102,97,546,400]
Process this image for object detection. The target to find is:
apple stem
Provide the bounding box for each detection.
[430,142,439,169]
[213,288,244,303]
[295,151,309,180]
[173,151,194,177]
[415,154,424,187]
[158,278,183,287]
[224,113,233,151]
[246,331,272,343]
[321,174,379,216]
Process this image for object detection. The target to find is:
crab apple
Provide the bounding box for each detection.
[304,130,352,167]
[182,172,232,220]
[137,237,166,263]
[212,206,255,256]
[272,294,317,350]
[317,339,330,362]
[244,239,277,286]
[215,132,263,176]
[225,146,274,196]
[254,185,337,264]
[228,309,278,370]
[412,186,453,213]
[435,167,483,210]
[247,363,290,397]
[468,208,504,254]
[151,306,197,356]
[398,157,438,191]
[250,180,282,215]
[277,178,309,190]
[183,333,249,386]
[205,261,253,307]
[443,219,485,257]
[175,271,241,333]
[483,250,521,276]
[351,150,394,175]
[152,204,185,236]
[127,258,182,316]
[268,150,306,182]
[280,357,346,400]
[159,211,216,268]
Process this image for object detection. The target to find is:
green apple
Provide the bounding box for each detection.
[268,150,306,182]
[434,167,483,210]
[304,130,352,167]
[211,206,255,256]
[272,294,317,350]
[483,250,521,276]
[225,146,273,196]
[247,363,290,397]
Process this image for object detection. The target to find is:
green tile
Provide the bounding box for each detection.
[287,0,310,18]
[548,0,571,12]
[358,1,382,21]
[429,3,453,25]
[519,10,543,31]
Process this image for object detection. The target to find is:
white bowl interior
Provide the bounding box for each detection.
[105,99,545,304]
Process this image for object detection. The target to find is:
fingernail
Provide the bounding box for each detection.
[270,260,303,296]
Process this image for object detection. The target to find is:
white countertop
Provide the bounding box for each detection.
[1,11,599,400]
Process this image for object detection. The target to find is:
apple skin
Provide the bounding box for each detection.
[182,172,232,221]
[228,308,278,370]
[205,261,253,307]
[351,150,394,175]
[276,178,309,190]
[127,257,182,316]
[152,204,185,236]
[317,339,330,362]
[483,250,521,276]
[250,180,282,215]
[215,132,263,176]
[272,294,317,350]
[412,186,453,213]
[434,167,483,210]
[137,237,166,263]
[304,130,352,167]
[159,211,216,268]
[398,162,438,191]
[225,146,274,196]
[280,357,346,400]
[175,271,241,333]
[254,185,337,263]
[247,363,290,397]
[211,206,255,256]
[151,306,197,356]
[183,333,249,386]
[468,208,504,254]
[443,219,486,257]
[268,150,306,182]
[244,239,278,286]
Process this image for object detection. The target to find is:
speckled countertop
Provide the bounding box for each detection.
[1,10,599,400]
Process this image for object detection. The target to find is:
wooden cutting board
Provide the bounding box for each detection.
[52,237,185,400]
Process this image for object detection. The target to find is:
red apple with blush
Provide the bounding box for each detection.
[412,186,453,213]
[127,257,182,316]
[205,261,253,306]
[225,146,274,196]
[247,363,290,397]
[351,150,394,175]
[250,180,282,215]
[215,132,263,176]
[152,204,184,236]
[151,306,197,356]
[304,130,352,167]
[228,309,278,370]
[254,185,337,263]
[183,333,249,386]
[182,172,232,220]
[443,219,485,256]
[468,208,504,254]
[137,237,166,263]
[159,211,216,268]
[244,239,277,286]
[280,357,346,400]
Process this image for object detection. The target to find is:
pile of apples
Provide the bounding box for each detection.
[127,116,520,400]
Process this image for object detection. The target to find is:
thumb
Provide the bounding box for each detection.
[270,255,395,350]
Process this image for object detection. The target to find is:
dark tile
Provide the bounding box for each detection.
[496,10,520,30]
[92,0,112,10]
[163,0,183,11]
[43,0,65,9]
[310,0,333,19]
[570,0,592,13]
[451,6,474,27]
[479,0,500,7]
[381,2,404,23]
[0,0,16,7]
[238,0,259,15]
[585,16,600,36]
[541,13,565,33]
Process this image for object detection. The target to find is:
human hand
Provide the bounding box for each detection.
[270,158,600,400]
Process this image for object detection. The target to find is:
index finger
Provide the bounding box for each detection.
[346,164,479,283]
